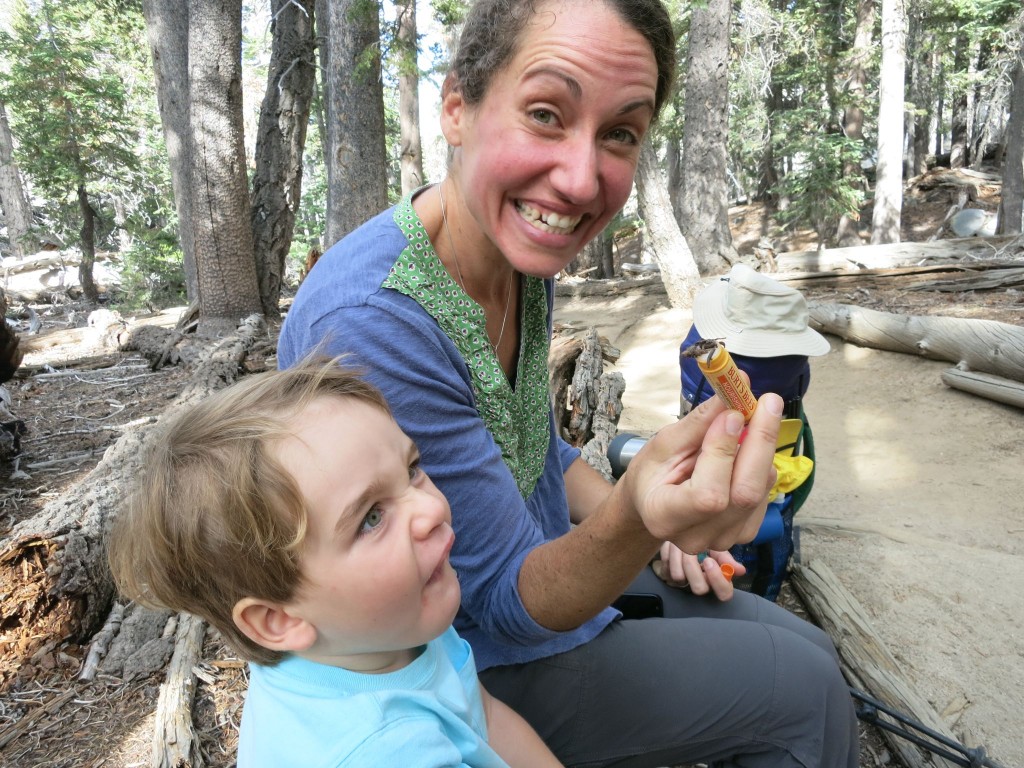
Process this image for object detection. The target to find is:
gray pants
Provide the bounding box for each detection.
[479,567,858,768]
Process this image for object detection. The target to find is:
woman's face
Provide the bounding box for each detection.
[442,0,659,278]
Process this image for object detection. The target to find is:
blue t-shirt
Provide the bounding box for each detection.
[278,200,617,670]
[238,627,508,767]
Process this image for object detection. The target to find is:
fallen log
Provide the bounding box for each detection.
[775,235,1023,273]
[808,302,1024,382]
[553,273,667,298]
[791,559,965,768]
[0,315,269,687]
[940,368,1024,410]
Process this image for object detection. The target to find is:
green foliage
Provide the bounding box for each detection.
[118,227,187,309]
[0,0,183,303]
[774,131,865,246]
[0,0,139,202]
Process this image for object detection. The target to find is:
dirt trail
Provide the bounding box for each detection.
[554,289,1024,766]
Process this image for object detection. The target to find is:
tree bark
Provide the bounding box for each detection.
[870,0,907,245]
[0,99,36,259]
[142,0,199,303]
[76,185,99,303]
[997,28,1024,235]
[678,0,738,272]
[635,142,703,308]
[396,0,424,196]
[322,0,389,248]
[250,0,317,319]
[187,0,263,336]
[0,316,267,687]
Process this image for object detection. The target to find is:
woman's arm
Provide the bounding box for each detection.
[519,393,783,631]
[481,686,562,767]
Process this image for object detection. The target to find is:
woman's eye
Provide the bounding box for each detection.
[359,507,384,534]
[607,127,638,145]
[532,109,555,125]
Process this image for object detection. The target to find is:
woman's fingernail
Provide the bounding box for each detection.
[764,393,784,416]
[725,412,744,436]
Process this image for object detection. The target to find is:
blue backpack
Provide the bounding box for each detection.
[679,324,815,601]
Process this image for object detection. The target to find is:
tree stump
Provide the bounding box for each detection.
[0,315,268,686]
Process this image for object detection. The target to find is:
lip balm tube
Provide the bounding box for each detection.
[696,343,758,422]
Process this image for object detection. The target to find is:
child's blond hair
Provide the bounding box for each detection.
[108,356,389,665]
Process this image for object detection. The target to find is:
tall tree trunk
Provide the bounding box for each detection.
[949,29,970,169]
[871,0,907,245]
[396,0,424,195]
[835,0,875,246]
[678,0,737,274]
[912,46,938,176]
[76,185,98,302]
[997,27,1024,235]
[322,0,388,248]
[636,142,703,309]
[250,0,316,319]
[187,0,262,335]
[903,6,925,179]
[141,0,199,303]
[0,99,36,259]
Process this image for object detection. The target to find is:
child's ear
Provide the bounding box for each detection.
[233,598,317,654]
[440,74,466,148]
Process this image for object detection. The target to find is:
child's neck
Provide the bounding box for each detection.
[305,645,425,674]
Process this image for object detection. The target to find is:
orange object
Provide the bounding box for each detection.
[695,343,758,422]
[720,563,735,582]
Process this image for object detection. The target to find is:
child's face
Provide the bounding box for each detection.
[275,396,460,671]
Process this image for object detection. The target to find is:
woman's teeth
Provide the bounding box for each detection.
[516,202,581,235]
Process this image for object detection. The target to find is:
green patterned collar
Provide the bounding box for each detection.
[383,194,550,499]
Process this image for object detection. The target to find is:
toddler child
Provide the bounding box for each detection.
[108,356,562,767]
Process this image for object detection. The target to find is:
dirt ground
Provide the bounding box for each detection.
[1,185,1021,767]
[553,257,1023,766]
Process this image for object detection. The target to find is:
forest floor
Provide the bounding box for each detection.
[0,175,1021,767]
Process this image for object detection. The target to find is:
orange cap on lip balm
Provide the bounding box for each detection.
[695,343,758,422]
[719,563,735,582]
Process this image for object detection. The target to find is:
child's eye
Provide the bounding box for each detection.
[359,507,384,534]
[409,461,422,482]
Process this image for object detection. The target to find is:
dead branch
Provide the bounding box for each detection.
[808,302,1024,382]
[79,602,126,681]
[152,613,206,768]
[791,559,964,768]
[0,315,268,687]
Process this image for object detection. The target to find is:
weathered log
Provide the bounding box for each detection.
[0,315,268,687]
[808,302,1024,382]
[553,273,667,298]
[941,368,1024,409]
[151,613,206,768]
[791,559,963,768]
[774,235,1023,273]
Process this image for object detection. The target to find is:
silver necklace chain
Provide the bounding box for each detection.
[438,182,515,354]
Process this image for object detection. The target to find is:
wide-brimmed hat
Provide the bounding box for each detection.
[692,264,830,358]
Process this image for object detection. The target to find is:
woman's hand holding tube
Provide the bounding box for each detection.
[620,391,784,557]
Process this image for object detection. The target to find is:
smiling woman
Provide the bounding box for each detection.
[277,1,859,765]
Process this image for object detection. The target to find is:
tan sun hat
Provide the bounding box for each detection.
[692,263,830,358]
